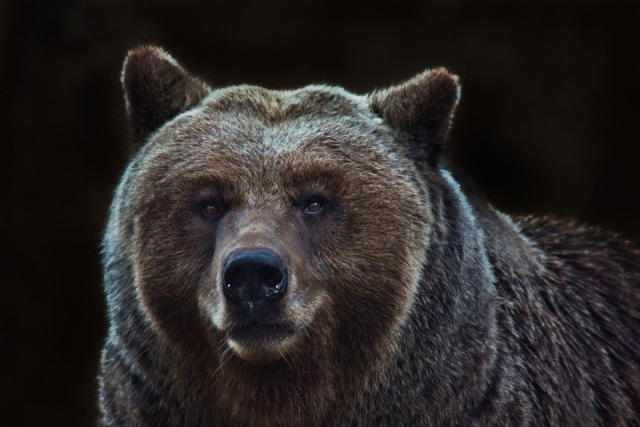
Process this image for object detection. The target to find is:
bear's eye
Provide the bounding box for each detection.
[200,200,222,219]
[303,197,325,215]
[203,204,218,216]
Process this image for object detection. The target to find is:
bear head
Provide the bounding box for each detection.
[113,45,459,423]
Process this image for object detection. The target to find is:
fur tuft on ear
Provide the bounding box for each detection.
[370,68,460,165]
[121,46,211,145]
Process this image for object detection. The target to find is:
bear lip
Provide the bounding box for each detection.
[227,322,296,345]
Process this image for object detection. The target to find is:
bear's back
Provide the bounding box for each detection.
[500,216,640,425]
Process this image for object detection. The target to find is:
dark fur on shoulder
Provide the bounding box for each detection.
[99,46,640,426]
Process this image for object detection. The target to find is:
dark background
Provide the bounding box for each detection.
[2,1,639,426]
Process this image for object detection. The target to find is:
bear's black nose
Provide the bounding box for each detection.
[223,249,288,306]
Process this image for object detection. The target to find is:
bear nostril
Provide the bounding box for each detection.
[257,265,282,287]
[223,266,249,303]
[222,249,287,305]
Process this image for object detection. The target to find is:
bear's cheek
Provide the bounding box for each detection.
[131,205,222,345]
[314,197,427,342]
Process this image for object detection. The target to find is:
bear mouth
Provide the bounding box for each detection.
[227,322,296,348]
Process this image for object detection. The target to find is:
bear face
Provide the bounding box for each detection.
[129,83,432,365]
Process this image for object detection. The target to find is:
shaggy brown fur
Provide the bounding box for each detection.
[99,46,640,426]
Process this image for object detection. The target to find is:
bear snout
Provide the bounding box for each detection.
[222,248,288,309]
[219,249,303,362]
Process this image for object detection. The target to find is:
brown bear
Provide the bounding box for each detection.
[99,46,640,426]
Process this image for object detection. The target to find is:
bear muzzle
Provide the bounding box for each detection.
[220,248,299,361]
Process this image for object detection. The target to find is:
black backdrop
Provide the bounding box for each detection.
[2,1,639,426]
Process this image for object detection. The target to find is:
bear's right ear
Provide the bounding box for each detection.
[369,68,460,166]
[122,46,211,145]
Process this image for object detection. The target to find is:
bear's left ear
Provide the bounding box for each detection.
[369,68,460,165]
[122,46,212,146]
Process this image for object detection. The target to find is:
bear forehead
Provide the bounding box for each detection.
[142,84,403,173]
[201,84,376,122]
[158,84,387,150]
[130,84,421,204]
